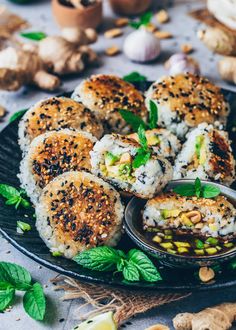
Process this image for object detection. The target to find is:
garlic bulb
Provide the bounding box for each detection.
[165,53,200,76]
[123,27,161,62]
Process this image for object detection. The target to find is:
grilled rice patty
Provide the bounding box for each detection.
[90,133,173,199]
[18,129,96,205]
[18,97,104,152]
[174,123,235,185]
[128,128,181,161]
[36,171,124,259]
[143,192,236,239]
[146,73,230,138]
[72,74,148,133]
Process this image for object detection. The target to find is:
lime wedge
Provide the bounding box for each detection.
[73,312,117,330]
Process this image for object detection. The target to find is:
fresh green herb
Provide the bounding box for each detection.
[74,246,161,283]
[119,110,147,132]
[20,31,47,41]
[173,178,221,199]
[23,283,46,321]
[149,100,158,130]
[129,11,152,29]
[0,184,30,209]
[9,109,27,123]
[195,239,204,249]
[0,262,46,320]
[17,221,31,232]
[123,71,147,83]
[51,251,63,257]
[132,126,151,168]
[119,100,158,132]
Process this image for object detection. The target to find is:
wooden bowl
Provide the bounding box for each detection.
[52,0,103,29]
[109,0,152,16]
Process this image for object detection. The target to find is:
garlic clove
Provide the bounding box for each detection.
[123,27,161,63]
[165,53,200,76]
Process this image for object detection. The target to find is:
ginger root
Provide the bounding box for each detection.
[218,56,236,84]
[0,27,98,91]
[38,27,97,75]
[173,302,236,330]
[197,27,236,56]
[0,47,60,91]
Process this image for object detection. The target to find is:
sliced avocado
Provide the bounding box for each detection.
[118,164,132,177]
[195,135,206,165]
[147,134,161,146]
[105,151,119,167]
[161,209,181,219]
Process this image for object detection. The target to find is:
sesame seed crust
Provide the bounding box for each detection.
[36,171,124,258]
[148,73,230,126]
[19,97,104,151]
[76,74,148,133]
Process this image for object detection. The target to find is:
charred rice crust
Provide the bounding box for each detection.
[77,74,148,132]
[148,73,229,126]
[30,130,95,189]
[36,171,123,257]
[19,97,104,150]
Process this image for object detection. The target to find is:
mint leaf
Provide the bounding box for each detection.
[0,286,15,311]
[119,109,147,132]
[132,148,151,169]
[149,100,158,129]
[20,32,47,41]
[0,282,14,290]
[9,109,27,123]
[0,184,20,199]
[122,262,140,282]
[0,262,31,291]
[123,72,147,83]
[201,185,221,199]
[195,177,201,198]
[137,125,148,150]
[127,249,162,282]
[73,246,123,272]
[129,11,152,29]
[173,184,196,197]
[23,282,46,321]
[17,221,31,232]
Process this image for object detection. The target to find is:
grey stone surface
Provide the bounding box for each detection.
[0,0,236,329]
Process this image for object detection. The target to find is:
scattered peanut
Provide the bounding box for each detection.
[154,31,173,39]
[146,22,158,33]
[104,28,123,39]
[156,10,169,24]
[105,45,120,56]
[115,17,129,27]
[199,267,215,283]
[181,43,193,54]
[0,105,6,118]
[145,324,170,330]
[185,211,201,224]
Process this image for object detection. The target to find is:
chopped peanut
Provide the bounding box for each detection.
[156,10,169,24]
[115,17,129,27]
[104,28,123,39]
[154,31,173,39]
[105,46,120,56]
[119,152,132,164]
[185,211,201,224]
[181,43,193,54]
[146,22,158,33]
[0,105,6,118]
[145,324,170,330]
[199,267,215,282]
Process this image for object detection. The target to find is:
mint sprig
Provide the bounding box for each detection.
[9,109,27,123]
[129,11,152,29]
[0,262,46,320]
[173,178,221,199]
[123,71,147,83]
[74,246,161,283]
[132,125,151,168]
[0,184,30,209]
[17,221,31,233]
[119,100,158,132]
[20,31,47,41]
